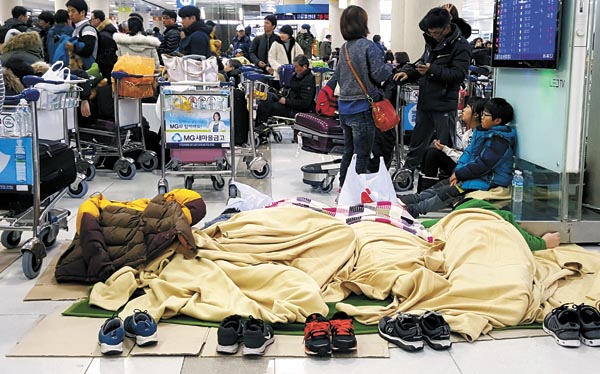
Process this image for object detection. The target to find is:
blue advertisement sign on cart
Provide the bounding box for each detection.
[0,137,34,192]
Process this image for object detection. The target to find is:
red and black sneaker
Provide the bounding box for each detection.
[304,313,331,356]
[330,311,357,353]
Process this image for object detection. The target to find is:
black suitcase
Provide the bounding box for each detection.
[232,88,249,146]
[1,140,77,214]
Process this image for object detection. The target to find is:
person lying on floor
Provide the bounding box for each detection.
[421,198,561,250]
[254,54,315,144]
[399,97,516,218]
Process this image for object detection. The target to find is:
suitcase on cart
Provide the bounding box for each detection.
[1,140,77,214]
[294,113,344,154]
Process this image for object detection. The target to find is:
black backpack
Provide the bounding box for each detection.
[96,30,118,71]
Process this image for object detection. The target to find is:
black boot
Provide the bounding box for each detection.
[417,173,439,193]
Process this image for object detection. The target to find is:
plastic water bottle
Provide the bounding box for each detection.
[19,99,32,136]
[512,170,524,220]
[15,138,27,182]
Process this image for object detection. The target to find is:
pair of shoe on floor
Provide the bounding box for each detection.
[378,311,451,352]
[216,315,275,356]
[98,310,158,355]
[543,303,600,348]
[304,312,357,356]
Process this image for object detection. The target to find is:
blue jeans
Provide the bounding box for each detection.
[339,110,376,187]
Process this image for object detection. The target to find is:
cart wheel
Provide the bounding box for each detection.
[22,250,43,279]
[117,163,137,180]
[211,176,225,191]
[320,181,334,193]
[39,227,57,248]
[310,184,320,190]
[68,180,88,198]
[228,184,238,199]
[184,176,194,190]
[250,162,270,179]
[392,169,414,192]
[141,156,158,171]
[273,132,283,143]
[158,180,169,194]
[1,231,22,249]
[84,164,96,181]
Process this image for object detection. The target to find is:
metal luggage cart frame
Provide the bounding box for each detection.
[74,72,158,180]
[0,89,73,278]
[157,81,238,194]
[390,84,419,191]
[23,75,90,198]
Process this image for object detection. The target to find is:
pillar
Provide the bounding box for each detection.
[0,0,23,22]
[88,0,110,18]
[350,0,380,37]
[390,0,405,53]
[329,0,343,49]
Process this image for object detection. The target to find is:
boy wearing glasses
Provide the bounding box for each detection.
[399,98,516,218]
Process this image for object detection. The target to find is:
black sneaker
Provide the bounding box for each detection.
[419,311,451,350]
[242,316,275,356]
[303,313,332,356]
[378,313,423,352]
[216,314,244,354]
[577,304,600,347]
[330,311,357,353]
[543,304,580,347]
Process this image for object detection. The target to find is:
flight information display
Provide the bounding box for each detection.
[492,0,563,68]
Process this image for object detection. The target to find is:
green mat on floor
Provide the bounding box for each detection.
[62,294,391,336]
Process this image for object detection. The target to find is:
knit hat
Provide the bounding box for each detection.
[236,24,245,32]
[301,24,310,30]
[206,20,216,28]
[279,25,293,37]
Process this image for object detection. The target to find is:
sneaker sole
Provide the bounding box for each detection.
[378,329,423,352]
[305,343,332,357]
[216,342,240,354]
[423,335,452,350]
[99,342,123,355]
[126,331,158,347]
[332,339,358,353]
[581,336,600,347]
[243,336,275,356]
[542,324,580,348]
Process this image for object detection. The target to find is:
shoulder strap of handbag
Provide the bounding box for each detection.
[344,44,372,102]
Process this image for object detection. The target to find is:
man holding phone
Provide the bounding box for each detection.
[394,7,470,173]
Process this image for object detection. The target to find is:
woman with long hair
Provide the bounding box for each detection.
[113,14,161,72]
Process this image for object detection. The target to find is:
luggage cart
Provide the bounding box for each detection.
[75,72,158,180]
[157,81,238,195]
[0,89,74,278]
[23,75,90,198]
[391,84,418,191]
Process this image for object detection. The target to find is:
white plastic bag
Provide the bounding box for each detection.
[337,155,397,206]
[35,61,70,93]
[226,181,273,211]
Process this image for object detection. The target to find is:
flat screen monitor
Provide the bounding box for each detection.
[492,0,563,69]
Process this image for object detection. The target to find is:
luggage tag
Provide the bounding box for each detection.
[295,132,303,157]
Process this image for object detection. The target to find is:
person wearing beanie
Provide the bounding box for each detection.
[268,24,303,81]
[296,23,314,58]
[249,15,279,74]
[231,24,251,58]
[178,5,211,57]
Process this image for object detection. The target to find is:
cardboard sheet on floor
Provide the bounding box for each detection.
[488,328,547,340]
[130,324,210,356]
[23,246,90,301]
[0,248,21,274]
[200,328,389,358]
[7,312,134,357]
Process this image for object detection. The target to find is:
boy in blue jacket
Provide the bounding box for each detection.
[399,98,516,218]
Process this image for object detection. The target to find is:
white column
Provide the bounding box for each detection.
[390,0,405,53]
[141,12,151,31]
[350,0,380,37]
[1,0,23,23]
[54,0,63,12]
[88,0,110,17]
[329,0,344,49]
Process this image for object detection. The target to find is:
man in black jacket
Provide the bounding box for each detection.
[90,10,117,82]
[158,10,180,59]
[0,6,31,44]
[255,54,315,142]
[395,7,470,171]
[178,5,211,58]
[249,15,279,74]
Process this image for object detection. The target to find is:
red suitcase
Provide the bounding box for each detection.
[293,113,343,154]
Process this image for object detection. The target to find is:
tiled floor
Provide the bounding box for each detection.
[1,141,599,374]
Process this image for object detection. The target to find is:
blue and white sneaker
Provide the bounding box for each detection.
[242,316,275,356]
[98,317,125,355]
[124,310,158,347]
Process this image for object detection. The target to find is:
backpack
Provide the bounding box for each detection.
[74,23,98,70]
[315,80,338,118]
[96,30,118,72]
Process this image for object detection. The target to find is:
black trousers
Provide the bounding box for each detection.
[405,110,456,170]
[421,148,457,179]
[255,93,294,127]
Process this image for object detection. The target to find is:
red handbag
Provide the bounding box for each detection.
[344,45,399,131]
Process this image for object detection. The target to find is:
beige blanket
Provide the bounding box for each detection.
[89,206,600,341]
